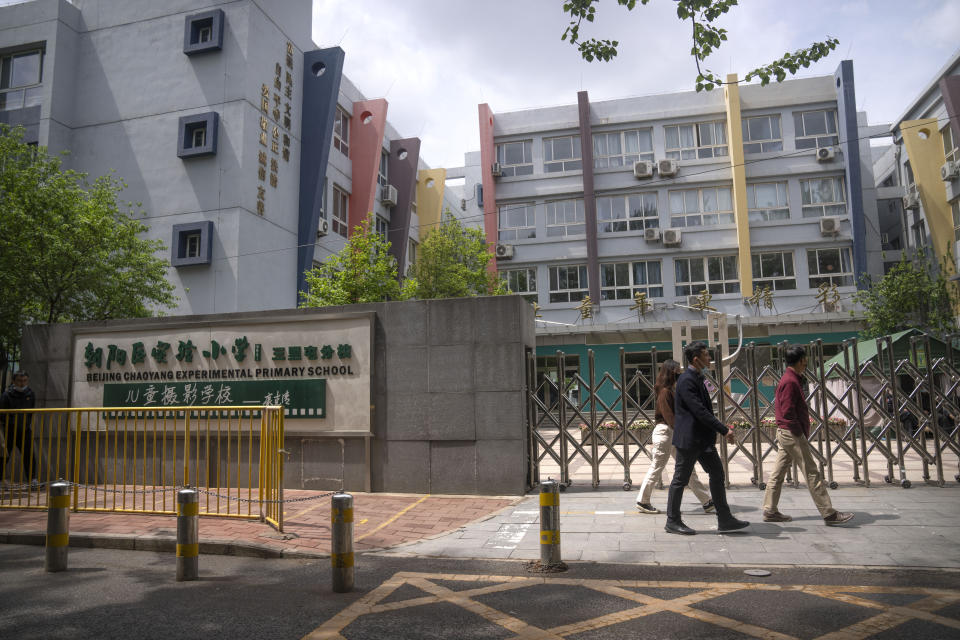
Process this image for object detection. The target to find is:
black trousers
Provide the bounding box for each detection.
[666,445,731,523]
[3,418,37,480]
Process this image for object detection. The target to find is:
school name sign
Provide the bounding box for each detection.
[70,314,373,433]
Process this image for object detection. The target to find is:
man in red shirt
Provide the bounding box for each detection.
[762,345,854,525]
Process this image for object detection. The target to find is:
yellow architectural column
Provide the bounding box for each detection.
[724,73,753,294]
[900,119,955,270]
[416,168,446,242]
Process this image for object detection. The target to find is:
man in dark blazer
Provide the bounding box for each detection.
[665,342,749,535]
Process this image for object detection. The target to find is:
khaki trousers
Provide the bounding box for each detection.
[762,428,836,518]
[637,424,711,505]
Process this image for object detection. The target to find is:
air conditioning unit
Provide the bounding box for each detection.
[686,295,702,307]
[941,160,960,182]
[316,218,329,238]
[382,184,398,207]
[902,191,920,210]
[657,158,678,177]
[819,216,840,236]
[662,228,682,246]
[495,243,514,259]
[633,160,654,179]
[644,227,661,242]
[816,147,836,162]
[491,162,502,177]
[823,300,843,313]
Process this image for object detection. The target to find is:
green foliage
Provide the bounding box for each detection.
[561,0,838,91]
[299,214,404,307]
[853,250,959,340]
[0,125,176,350]
[406,212,507,299]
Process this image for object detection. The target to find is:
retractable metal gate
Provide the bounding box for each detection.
[526,337,960,491]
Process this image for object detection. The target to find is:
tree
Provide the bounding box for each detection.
[561,0,838,91]
[0,126,176,354]
[406,212,507,299]
[853,250,959,340]
[300,214,405,307]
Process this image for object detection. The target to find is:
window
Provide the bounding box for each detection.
[807,247,854,288]
[944,124,959,165]
[377,150,388,199]
[331,185,349,237]
[953,201,960,243]
[593,129,654,168]
[408,240,418,267]
[183,9,224,55]
[674,256,739,296]
[595,193,658,232]
[741,115,782,153]
[664,120,728,160]
[0,49,43,112]
[751,251,796,290]
[800,177,846,218]
[333,106,349,156]
[543,135,582,172]
[498,203,536,241]
[668,186,733,227]
[502,268,538,303]
[747,182,789,222]
[171,221,213,267]
[375,215,388,242]
[549,265,588,303]
[600,261,663,300]
[794,109,838,149]
[177,112,218,158]
[495,140,533,177]
[545,199,585,237]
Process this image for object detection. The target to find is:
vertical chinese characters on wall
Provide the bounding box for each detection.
[256,41,295,216]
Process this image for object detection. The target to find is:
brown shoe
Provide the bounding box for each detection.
[824,511,854,526]
[763,511,792,522]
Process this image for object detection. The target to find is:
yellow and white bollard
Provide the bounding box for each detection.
[45,480,70,572]
[331,492,354,593]
[176,487,199,581]
[539,480,561,565]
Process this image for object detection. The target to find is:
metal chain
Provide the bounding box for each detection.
[2,481,338,505]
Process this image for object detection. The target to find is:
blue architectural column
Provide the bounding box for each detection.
[387,137,421,273]
[577,91,600,302]
[297,47,345,301]
[834,60,867,289]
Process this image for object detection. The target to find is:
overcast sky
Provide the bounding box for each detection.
[312,0,960,170]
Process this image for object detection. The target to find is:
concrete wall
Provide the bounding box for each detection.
[20,296,536,495]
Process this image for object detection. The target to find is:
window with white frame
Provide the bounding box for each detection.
[496,140,534,177]
[596,192,658,232]
[333,106,349,157]
[501,268,538,303]
[741,114,782,153]
[674,255,739,296]
[593,129,654,168]
[331,185,349,237]
[800,176,846,218]
[600,260,663,300]
[543,135,582,173]
[669,186,733,227]
[549,264,588,303]
[794,109,838,149]
[664,120,728,160]
[943,124,959,165]
[545,199,585,237]
[751,251,796,290]
[747,182,789,222]
[407,239,417,269]
[953,201,960,243]
[0,49,43,112]
[807,247,854,288]
[377,150,388,199]
[498,203,536,241]
[375,215,389,242]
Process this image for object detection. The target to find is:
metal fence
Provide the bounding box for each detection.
[0,406,285,530]
[526,334,960,492]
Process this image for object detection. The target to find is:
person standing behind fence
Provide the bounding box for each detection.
[762,346,854,525]
[0,370,38,487]
[665,342,749,535]
[636,359,715,515]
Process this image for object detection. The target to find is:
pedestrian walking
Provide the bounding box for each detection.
[665,342,749,535]
[1,370,39,486]
[636,359,715,515]
[762,345,854,525]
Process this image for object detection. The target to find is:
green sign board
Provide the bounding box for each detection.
[102,379,326,418]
